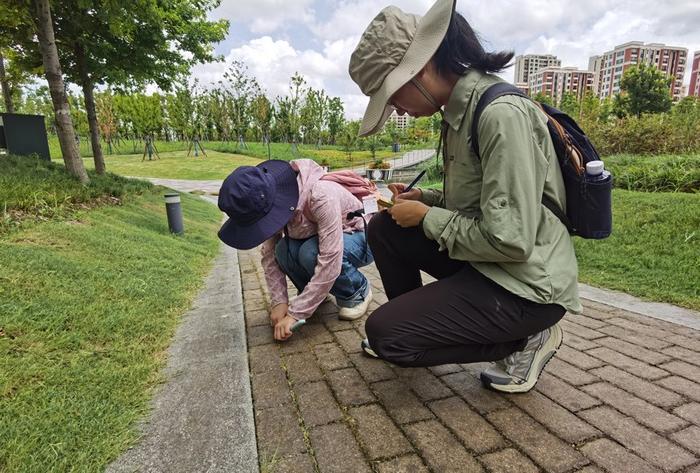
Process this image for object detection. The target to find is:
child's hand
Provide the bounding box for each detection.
[274,315,297,341]
[388,199,430,228]
[270,303,288,327]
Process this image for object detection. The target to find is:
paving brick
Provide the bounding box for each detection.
[586,347,669,380]
[278,333,309,355]
[349,404,412,460]
[575,467,605,473]
[267,453,316,473]
[579,438,661,473]
[579,406,697,470]
[245,309,269,328]
[376,455,429,473]
[582,382,688,433]
[333,329,364,354]
[563,333,600,351]
[249,344,281,374]
[478,448,539,473]
[404,420,483,473]
[590,365,684,408]
[349,353,396,383]
[255,407,306,457]
[581,300,618,316]
[565,313,608,329]
[535,372,601,411]
[295,381,343,427]
[323,316,355,332]
[686,464,700,473]
[508,390,599,443]
[662,346,700,367]
[311,423,371,473]
[313,343,353,371]
[251,369,292,408]
[397,368,453,401]
[302,323,334,347]
[429,397,505,454]
[594,337,671,365]
[598,325,670,350]
[371,379,433,424]
[560,319,606,340]
[545,358,599,386]
[247,324,275,347]
[327,368,376,405]
[429,363,464,376]
[656,376,700,402]
[606,317,674,340]
[487,407,588,473]
[284,351,323,385]
[557,345,605,370]
[659,360,700,382]
[670,425,700,455]
[674,403,700,425]
[441,371,511,413]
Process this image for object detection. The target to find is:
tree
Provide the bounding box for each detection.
[223,60,257,148]
[250,92,273,156]
[617,63,673,117]
[29,0,88,182]
[326,97,344,145]
[338,120,360,161]
[95,90,118,154]
[0,49,28,113]
[559,92,580,117]
[531,92,554,106]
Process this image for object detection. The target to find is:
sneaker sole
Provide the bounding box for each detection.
[481,325,564,394]
[361,339,379,358]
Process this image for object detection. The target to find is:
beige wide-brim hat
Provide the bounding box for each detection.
[349,0,456,137]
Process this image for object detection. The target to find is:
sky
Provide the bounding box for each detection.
[191,0,700,120]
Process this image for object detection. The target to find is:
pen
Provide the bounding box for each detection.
[404,169,427,192]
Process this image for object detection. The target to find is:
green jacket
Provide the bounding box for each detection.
[420,69,582,314]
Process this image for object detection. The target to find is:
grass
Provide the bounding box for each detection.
[575,189,699,310]
[0,186,221,471]
[603,153,700,193]
[54,149,263,180]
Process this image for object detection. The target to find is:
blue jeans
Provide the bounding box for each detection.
[275,232,374,308]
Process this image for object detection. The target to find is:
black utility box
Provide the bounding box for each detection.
[0,113,51,161]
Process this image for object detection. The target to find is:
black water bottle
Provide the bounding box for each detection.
[582,160,613,239]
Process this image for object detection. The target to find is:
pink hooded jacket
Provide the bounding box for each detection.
[260,159,373,320]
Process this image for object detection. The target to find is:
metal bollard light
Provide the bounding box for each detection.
[164,193,184,234]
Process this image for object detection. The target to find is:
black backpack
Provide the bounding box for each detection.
[471,83,612,239]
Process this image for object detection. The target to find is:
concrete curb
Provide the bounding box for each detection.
[107,243,258,473]
[579,283,700,330]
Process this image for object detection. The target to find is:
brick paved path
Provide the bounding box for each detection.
[239,249,700,473]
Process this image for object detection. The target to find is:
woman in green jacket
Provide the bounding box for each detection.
[349,0,581,393]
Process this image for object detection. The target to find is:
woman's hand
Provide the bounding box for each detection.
[388,199,430,228]
[270,303,288,327]
[388,183,422,202]
[274,314,297,341]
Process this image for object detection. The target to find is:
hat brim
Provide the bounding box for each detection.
[358,0,456,137]
[218,160,299,250]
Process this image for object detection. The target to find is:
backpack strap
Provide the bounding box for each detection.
[470,82,573,233]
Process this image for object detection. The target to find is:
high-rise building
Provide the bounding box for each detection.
[689,51,700,97]
[529,67,595,105]
[514,54,561,93]
[589,42,687,101]
[385,110,411,130]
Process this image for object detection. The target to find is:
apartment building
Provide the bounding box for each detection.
[514,54,561,93]
[528,67,595,104]
[589,41,687,101]
[386,110,411,130]
[689,51,700,97]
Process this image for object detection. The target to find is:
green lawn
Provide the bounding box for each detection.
[1,156,222,471]
[55,149,263,180]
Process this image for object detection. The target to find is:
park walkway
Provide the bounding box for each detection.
[240,247,700,473]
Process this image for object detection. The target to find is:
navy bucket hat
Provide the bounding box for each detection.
[217,160,299,250]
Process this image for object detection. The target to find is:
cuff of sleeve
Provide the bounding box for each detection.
[422,206,455,242]
[286,308,306,321]
[271,299,289,309]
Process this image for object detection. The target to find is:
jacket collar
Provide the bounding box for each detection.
[443,68,487,131]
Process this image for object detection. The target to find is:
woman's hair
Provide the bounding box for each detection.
[433,12,514,76]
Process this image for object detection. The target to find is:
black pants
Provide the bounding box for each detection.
[365,212,565,367]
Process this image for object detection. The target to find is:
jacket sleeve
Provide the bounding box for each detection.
[418,187,444,207]
[288,188,344,320]
[260,233,289,308]
[421,101,545,262]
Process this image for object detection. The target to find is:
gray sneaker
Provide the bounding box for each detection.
[480,324,563,393]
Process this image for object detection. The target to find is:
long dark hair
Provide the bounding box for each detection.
[433,12,514,76]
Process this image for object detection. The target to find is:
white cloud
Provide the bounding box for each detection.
[212,0,315,34]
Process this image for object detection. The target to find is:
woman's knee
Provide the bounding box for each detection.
[274,238,290,269]
[365,306,419,367]
[367,210,394,247]
[297,238,320,273]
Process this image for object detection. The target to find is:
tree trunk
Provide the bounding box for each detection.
[0,49,15,113]
[75,43,105,174]
[32,0,88,183]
